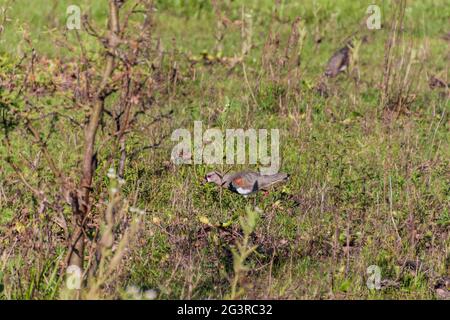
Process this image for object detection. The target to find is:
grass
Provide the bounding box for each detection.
[0,0,449,299]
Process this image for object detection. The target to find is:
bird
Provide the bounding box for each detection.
[429,75,448,90]
[442,31,450,42]
[429,75,450,99]
[324,42,352,78]
[203,170,289,196]
[435,277,450,300]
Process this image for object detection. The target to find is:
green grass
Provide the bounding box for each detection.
[0,0,449,299]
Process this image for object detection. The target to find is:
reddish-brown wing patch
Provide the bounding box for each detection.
[233,177,244,187]
[232,177,253,190]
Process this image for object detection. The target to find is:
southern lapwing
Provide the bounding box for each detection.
[204,171,289,196]
[324,42,352,78]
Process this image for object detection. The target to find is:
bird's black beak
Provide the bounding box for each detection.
[201,176,207,186]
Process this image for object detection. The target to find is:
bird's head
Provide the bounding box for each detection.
[203,171,223,186]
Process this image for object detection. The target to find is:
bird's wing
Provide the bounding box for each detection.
[257,173,289,190]
[325,47,349,77]
[229,171,259,192]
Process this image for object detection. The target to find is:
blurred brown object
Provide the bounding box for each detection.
[429,75,448,89]
[324,43,351,78]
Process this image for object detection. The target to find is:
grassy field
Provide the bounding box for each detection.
[0,0,449,299]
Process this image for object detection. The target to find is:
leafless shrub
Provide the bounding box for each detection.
[260,14,306,113]
[381,0,424,115]
[1,0,171,297]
